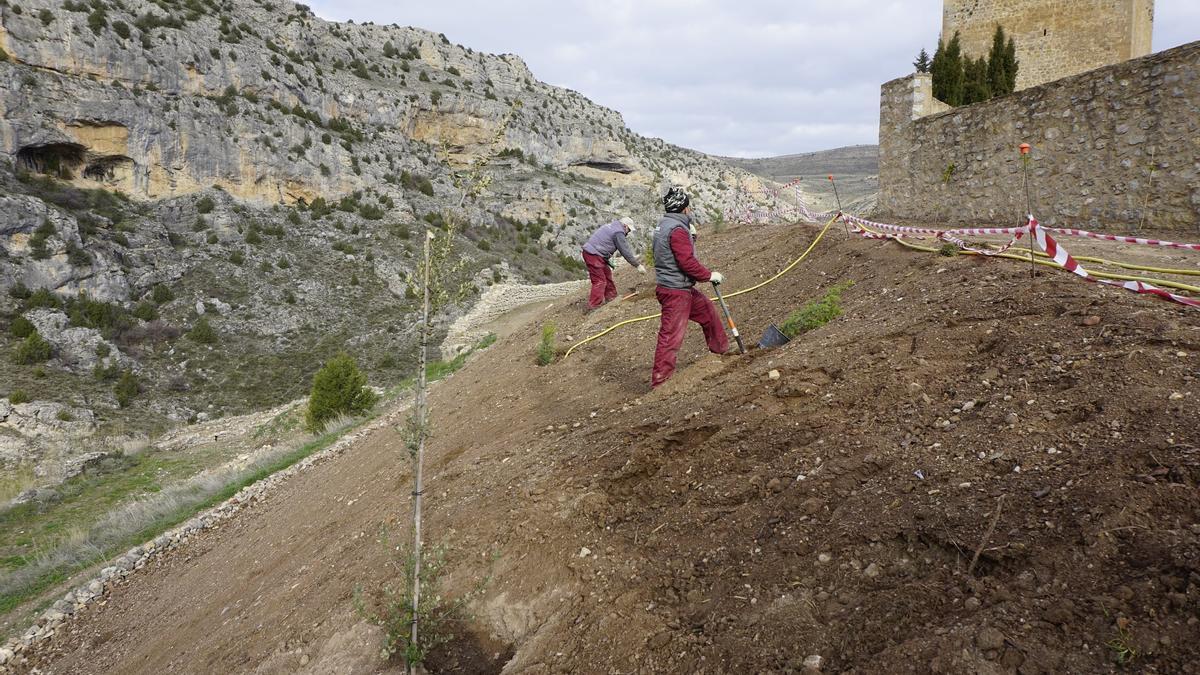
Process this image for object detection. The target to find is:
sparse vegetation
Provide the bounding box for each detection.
[188,316,218,344]
[9,316,35,339]
[355,540,489,668]
[536,321,557,366]
[115,370,139,408]
[13,331,52,365]
[304,353,378,433]
[779,282,853,339]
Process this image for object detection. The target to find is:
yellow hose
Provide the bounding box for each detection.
[562,215,841,359]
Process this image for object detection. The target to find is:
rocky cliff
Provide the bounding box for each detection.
[0,0,769,474]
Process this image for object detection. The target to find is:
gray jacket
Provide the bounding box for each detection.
[582,221,639,267]
[653,213,696,290]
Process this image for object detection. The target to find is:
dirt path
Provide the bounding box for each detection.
[441,280,588,356]
[20,223,1200,674]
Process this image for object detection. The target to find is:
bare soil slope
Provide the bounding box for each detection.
[23,223,1200,674]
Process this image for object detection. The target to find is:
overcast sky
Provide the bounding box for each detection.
[310,1,1199,158]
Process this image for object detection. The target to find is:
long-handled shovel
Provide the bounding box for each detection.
[712,280,746,354]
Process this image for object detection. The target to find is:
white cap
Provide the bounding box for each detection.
[619,216,635,232]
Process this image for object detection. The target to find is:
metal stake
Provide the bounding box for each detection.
[1020,143,1035,279]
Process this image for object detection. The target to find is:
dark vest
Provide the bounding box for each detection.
[653,213,694,290]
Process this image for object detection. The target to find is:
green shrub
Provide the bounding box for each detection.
[87,7,106,34]
[188,316,218,344]
[8,283,31,300]
[93,361,119,381]
[115,370,139,408]
[10,316,35,339]
[8,390,31,405]
[151,284,174,303]
[536,321,556,366]
[779,282,854,339]
[14,331,52,365]
[132,301,158,321]
[359,203,384,220]
[196,196,216,214]
[66,242,91,267]
[304,353,378,433]
[229,250,245,265]
[24,288,61,310]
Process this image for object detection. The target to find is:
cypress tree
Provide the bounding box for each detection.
[930,38,947,102]
[913,47,931,73]
[964,57,992,104]
[1003,37,1019,93]
[943,31,965,106]
[987,26,1008,96]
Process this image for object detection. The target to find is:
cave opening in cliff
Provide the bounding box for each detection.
[82,155,133,182]
[16,143,87,180]
[570,160,636,174]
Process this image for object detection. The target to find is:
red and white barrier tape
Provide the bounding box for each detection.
[1034,219,1200,308]
[720,182,1200,310]
[1048,228,1200,252]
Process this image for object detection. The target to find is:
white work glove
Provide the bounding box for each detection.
[689,223,698,238]
[637,264,647,274]
[709,271,724,284]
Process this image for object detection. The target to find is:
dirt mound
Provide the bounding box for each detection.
[23,223,1200,674]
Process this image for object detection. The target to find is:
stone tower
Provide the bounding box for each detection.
[942,0,1154,89]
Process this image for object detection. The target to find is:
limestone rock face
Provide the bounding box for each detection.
[0,0,778,449]
[0,0,759,214]
[25,309,131,374]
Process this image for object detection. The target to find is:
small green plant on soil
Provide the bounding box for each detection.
[536,321,556,366]
[779,282,854,339]
[304,353,378,433]
[355,538,490,669]
[1106,620,1139,666]
[938,242,960,257]
[704,206,726,233]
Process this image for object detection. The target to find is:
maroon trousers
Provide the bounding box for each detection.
[583,250,616,309]
[652,286,730,388]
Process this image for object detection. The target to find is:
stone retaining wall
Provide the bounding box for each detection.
[877,41,1199,231]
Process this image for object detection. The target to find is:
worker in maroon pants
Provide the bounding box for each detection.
[651,187,729,388]
[581,217,645,310]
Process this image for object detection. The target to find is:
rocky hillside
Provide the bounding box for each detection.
[0,0,771,475]
[722,145,879,212]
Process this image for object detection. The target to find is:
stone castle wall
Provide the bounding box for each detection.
[943,0,1154,89]
[877,41,1199,231]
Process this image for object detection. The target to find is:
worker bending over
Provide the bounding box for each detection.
[581,217,645,310]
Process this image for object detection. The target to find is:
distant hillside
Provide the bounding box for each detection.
[721,145,879,213]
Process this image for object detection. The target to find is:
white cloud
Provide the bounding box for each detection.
[309,1,1199,158]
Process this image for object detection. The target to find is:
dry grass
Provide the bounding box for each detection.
[0,414,363,620]
[0,466,37,504]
